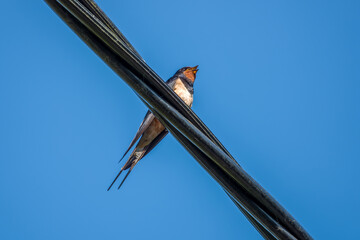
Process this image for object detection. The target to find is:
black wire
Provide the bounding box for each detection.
[77,0,144,61]
[44,1,313,239]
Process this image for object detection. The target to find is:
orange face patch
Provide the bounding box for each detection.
[183,69,196,82]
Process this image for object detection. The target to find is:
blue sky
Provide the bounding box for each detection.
[1,1,359,239]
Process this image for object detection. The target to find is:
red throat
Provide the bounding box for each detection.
[184,70,196,82]
[183,66,198,82]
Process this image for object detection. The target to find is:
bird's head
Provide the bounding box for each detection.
[176,65,199,84]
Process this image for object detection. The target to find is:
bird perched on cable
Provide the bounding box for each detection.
[108,65,199,190]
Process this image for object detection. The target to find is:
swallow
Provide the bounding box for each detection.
[108,65,199,190]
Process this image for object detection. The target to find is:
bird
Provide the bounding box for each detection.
[108,65,199,190]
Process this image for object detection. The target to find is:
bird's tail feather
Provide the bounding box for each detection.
[117,168,133,190]
[109,149,146,190]
[107,169,124,191]
[118,154,126,163]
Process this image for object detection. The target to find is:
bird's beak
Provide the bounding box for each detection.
[190,65,199,74]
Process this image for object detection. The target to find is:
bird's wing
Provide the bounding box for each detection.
[131,77,176,159]
[142,129,169,158]
[166,76,177,89]
[120,77,177,161]
[120,110,155,161]
[109,77,180,190]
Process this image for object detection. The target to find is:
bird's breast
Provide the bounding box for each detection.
[173,79,193,107]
